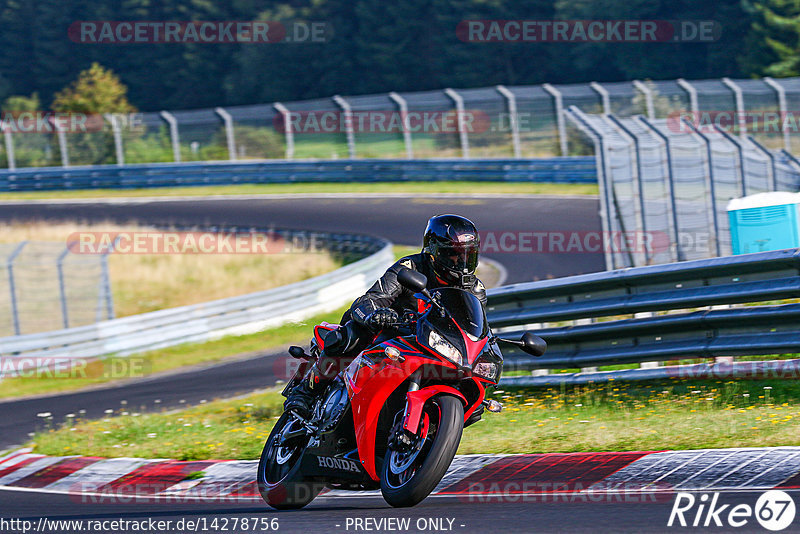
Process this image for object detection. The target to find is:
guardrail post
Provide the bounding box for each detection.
[543,84,569,156]
[388,92,414,159]
[636,116,684,262]
[273,103,295,160]
[781,149,800,170]
[496,85,521,158]
[159,111,181,163]
[7,241,27,336]
[104,114,125,166]
[444,88,470,159]
[677,78,699,116]
[606,115,650,265]
[564,106,616,270]
[57,246,70,329]
[764,77,791,152]
[780,149,800,189]
[214,107,237,161]
[590,82,612,115]
[52,117,70,167]
[99,240,115,321]
[333,95,356,159]
[681,118,722,257]
[748,135,779,191]
[633,80,656,119]
[3,127,15,170]
[722,78,747,140]
[716,127,748,196]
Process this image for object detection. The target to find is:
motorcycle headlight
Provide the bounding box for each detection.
[473,362,499,381]
[428,330,464,366]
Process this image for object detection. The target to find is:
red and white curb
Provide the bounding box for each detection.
[0,447,799,502]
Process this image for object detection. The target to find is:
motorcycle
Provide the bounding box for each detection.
[257,268,546,509]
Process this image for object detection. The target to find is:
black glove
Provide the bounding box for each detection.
[366,308,399,330]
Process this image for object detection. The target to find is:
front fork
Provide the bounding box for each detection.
[400,371,467,436]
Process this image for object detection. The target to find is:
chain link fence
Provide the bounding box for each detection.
[567,108,800,270]
[6,77,800,169]
[0,242,113,336]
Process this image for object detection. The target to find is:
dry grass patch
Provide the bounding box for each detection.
[0,221,343,316]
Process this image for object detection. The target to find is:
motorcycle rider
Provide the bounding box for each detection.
[284,214,486,424]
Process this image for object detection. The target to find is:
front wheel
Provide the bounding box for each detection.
[257,412,322,510]
[380,395,464,508]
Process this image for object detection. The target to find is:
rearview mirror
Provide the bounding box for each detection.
[520,332,547,357]
[397,267,428,293]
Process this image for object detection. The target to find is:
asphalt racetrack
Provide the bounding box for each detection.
[1,488,797,533]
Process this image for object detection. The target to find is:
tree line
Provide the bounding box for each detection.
[0,0,797,112]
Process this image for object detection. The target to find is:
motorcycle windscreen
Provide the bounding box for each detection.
[427,287,488,340]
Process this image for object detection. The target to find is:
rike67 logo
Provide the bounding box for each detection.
[668,491,796,531]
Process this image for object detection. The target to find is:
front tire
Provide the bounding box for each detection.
[257,412,322,510]
[380,395,464,507]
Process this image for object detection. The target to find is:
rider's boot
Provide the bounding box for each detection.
[283,363,330,419]
[284,322,365,419]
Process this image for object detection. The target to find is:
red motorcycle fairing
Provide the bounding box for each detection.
[344,339,459,481]
[455,321,488,366]
[462,379,486,423]
[402,386,466,434]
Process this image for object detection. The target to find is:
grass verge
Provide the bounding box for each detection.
[0,181,598,201]
[31,378,800,460]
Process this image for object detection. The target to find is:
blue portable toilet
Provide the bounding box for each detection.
[727,192,800,254]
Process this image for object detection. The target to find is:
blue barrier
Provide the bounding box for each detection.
[0,157,597,192]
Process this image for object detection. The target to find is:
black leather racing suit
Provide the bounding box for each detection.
[343,253,487,327]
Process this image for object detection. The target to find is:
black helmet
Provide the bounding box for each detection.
[422,214,480,286]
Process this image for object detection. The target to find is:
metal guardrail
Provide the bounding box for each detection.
[486,248,800,373]
[0,157,596,192]
[0,233,393,372]
[501,358,800,387]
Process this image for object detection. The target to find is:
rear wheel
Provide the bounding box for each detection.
[257,412,322,510]
[380,395,464,507]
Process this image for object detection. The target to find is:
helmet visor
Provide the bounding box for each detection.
[435,243,479,274]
